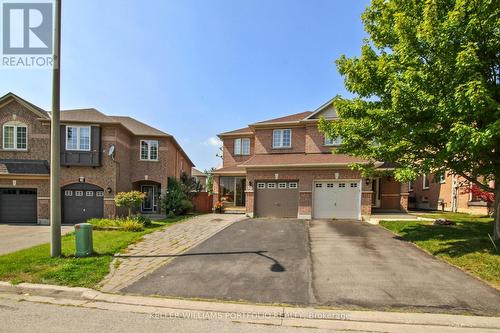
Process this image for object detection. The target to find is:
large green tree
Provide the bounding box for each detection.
[319,0,500,238]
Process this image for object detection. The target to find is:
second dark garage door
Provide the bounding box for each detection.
[254,181,299,218]
[62,183,104,224]
[0,188,37,223]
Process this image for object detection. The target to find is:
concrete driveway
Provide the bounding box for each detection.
[0,224,73,255]
[309,220,500,315]
[123,218,500,315]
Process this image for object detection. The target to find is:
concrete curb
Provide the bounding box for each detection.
[1,281,499,332]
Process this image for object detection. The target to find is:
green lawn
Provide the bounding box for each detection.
[380,212,499,289]
[0,215,190,288]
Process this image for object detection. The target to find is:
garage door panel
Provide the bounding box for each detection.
[313,181,360,220]
[0,188,37,223]
[62,185,104,224]
[255,181,298,218]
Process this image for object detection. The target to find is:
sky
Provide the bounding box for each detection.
[0,0,370,170]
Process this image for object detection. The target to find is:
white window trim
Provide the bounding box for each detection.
[233,138,250,156]
[439,172,446,184]
[65,125,91,151]
[140,139,159,161]
[272,129,292,149]
[324,135,342,146]
[422,174,430,190]
[2,123,28,151]
[408,182,414,192]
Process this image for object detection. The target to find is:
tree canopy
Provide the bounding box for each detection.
[319,0,500,237]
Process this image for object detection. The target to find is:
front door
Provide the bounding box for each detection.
[141,185,157,213]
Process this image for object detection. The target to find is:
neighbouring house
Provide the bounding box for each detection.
[191,168,207,191]
[0,92,194,224]
[213,99,409,220]
[409,172,492,215]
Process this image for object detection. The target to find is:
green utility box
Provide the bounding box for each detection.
[75,223,93,257]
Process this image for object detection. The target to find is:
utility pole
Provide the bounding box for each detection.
[50,0,62,258]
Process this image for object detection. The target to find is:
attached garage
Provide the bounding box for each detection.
[62,183,104,224]
[313,180,361,220]
[254,181,298,218]
[0,188,37,223]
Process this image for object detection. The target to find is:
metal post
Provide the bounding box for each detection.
[50,0,62,257]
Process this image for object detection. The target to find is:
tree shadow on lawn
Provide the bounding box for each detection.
[394,220,498,258]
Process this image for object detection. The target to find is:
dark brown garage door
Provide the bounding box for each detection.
[62,183,104,224]
[0,188,37,223]
[255,181,299,218]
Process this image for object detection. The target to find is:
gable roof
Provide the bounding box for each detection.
[0,92,50,119]
[218,127,253,137]
[251,111,313,126]
[303,98,337,120]
[109,116,171,137]
[60,108,116,124]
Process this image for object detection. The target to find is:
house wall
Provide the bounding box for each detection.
[0,99,194,222]
[254,127,306,154]
[245,169,369,219]
[221,135,255,167]
[0,101,50,159]
[305,124,335,154]
[410,173,489,215]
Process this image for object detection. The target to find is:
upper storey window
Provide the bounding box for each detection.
[66,126,91,151]
[272,129,291,148]
[140,140,158,161]
[3,122,27,150]
[324,135,342,146]
[234,138,250,155]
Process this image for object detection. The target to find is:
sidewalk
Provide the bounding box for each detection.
[0,282,499,333]
[100,214,247,292]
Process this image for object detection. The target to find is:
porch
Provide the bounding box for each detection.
[132,180,161,215]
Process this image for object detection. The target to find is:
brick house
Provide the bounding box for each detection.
[0,93,193,224]
[409,172,491,215]
[213,100,408,220]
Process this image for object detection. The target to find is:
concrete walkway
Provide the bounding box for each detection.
[100,214,247,292]
[0,224,73,255]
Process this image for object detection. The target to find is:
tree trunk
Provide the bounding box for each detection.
[494,188,500,241]
[128,207,132,217]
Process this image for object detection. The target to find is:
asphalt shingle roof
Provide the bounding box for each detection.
[0,159,50,175]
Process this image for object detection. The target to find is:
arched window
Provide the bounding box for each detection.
[3,121,28,150]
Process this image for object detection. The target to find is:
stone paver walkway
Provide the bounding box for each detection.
[100,214,247,292]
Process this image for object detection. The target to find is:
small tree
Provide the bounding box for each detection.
[204,167,216,195]
[115,191,146,217]
[179,172,203,200]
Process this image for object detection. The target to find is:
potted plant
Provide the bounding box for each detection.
[214,201,224,214]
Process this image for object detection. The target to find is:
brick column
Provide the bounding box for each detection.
[298,192,312,219]
[212,175,220,207]
[361,191,373,220]
[245,191,254,217]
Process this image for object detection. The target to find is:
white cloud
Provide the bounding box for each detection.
[204,136,222,147]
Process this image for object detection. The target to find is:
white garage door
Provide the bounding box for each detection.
[313,180,361,220]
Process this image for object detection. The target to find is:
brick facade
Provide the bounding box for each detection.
[410,173,489,215]
[215,110,408,220]
[0,95,194,223]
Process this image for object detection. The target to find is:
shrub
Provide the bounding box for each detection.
[162,177,194,216]
[115,191,146,217]
[130,214,152,226]
[121,219,144,232]
[87,217,144,231]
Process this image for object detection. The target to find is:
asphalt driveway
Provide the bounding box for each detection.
[124,219,312,304]
[124,218,500,315]
[0,224,73,255]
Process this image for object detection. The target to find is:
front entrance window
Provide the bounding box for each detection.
[371,178,381,208]
[219,176,246,207]
[141,185,158,212]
